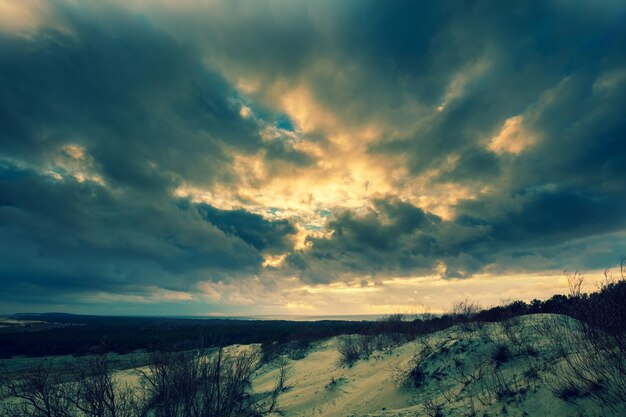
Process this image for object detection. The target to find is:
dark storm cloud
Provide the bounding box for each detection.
[509,70,626,194]
[436,146,501,184]
[197,203,296,254]
[367,1,626,176]
[190,1,615,130]
[0,162,295,301]
[286,199,453,283]
[0,13,232,190]
[287,189,626,283]
[462,189,626,248]
[0,3,310,191]
[0,2,307,302]
[252,0,625,280]
[83,0,626,189]
[182,0,626,192]
[1,0,626,310]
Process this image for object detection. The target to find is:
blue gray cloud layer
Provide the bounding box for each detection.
[1,0,625,310]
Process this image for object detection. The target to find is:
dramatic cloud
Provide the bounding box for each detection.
[1,0,625,314]
[0,161,297,304]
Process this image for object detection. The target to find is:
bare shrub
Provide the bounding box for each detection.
[137,346,261,417]
[254,361,289,415]
[260,339,311,364]
[287,339,311,361]
[371,333,406,353]
[536,263,625,413]
[64,353,140,417]
[324,375,345,390]
[336,335,360,366]
[391,342,430,389]
[490,344,512,368]
[566,270,585,299]
[450,300,481,331]
[1,344,289,417]
[259,342,284,365]
[500,317,522,347]
[380,313,405,323]
[0,360,73,417]
[553,384,590,403]
[542,308,626,412]
[422,397,444,417]
[391,354,425,389]
[336,335,374,366]
[403,358,426,389]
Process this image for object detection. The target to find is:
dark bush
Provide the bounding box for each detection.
[554,385,588,402]
[336,335,364,366]
[408,365,426,388]
[491,344,512,367]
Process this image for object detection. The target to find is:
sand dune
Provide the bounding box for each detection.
[5,313,621,416]
[252,314,625,417]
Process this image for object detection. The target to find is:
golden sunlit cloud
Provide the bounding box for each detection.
[0,0,49,34]
[250,270,601,315]
[47,144,106,185]
[489,115,539,155]
[1,0,624,318]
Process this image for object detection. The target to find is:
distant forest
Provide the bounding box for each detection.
[1,275,624,359]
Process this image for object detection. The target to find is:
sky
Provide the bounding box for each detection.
[1,0,626,316]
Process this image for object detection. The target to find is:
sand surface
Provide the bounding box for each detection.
[250,314,625,417]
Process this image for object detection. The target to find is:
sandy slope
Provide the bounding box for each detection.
[3,314,622,416]
[251,314,625,417]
